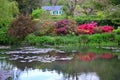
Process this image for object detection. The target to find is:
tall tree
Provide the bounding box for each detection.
[15,0,42,15]
[65,0,78,16]
[0,0,19,28]
[0,0,19,44]
[64,0,85,16]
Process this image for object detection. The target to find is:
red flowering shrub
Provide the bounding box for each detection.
[100,53,114,59]
[101,25,114,33]
[54,19,77,35]
[77,22,97,34]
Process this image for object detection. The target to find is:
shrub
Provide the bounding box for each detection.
[94,27,103,33]
[77,22,114,34]
[32,9,47,19]
[79,35,89,44]
[54,19,77,35]
[77,22,97,34]
[115,35,120,44]
[25,34,55,45]
[75,16,119,28]
[0,27,9,44]
[113,28,120,34]
[89,33,115,43]
[34,21,55,36]
[8,14,35,39]
[89,34,102,43]
[101,25,114,33]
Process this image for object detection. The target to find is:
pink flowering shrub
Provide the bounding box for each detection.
[77,22,114,34]
[54,19,77,35]
[101,25,114,33]
[77,22,97,34]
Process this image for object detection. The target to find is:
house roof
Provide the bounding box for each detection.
[42,6,63,11]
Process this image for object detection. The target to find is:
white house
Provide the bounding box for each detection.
[42,6,63,15]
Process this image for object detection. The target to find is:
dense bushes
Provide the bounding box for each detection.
[8,14,35,39]
[113,28,120,34]
[25,34,55,45]
[34,21,55,36]
[0,0,19,44]
[77,22,97,34]
[89,33,115,43]
[75,16,120,28]
[77,22,114,34]
[0,27,9,44]
[54,19,77,35]
[24,33,120,46]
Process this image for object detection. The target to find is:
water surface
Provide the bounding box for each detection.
[0,46,120,80]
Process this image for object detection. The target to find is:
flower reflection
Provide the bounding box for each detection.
[100,53,114,59]
[79,53,95,61]
[78,53,114,61]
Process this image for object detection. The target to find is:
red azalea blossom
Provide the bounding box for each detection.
[100,53,114,59]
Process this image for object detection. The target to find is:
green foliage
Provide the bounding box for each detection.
[89,33,115,43]
[113,28,120,34]
[25,34,55,45]
[105,5,120,18]
[0,0,19,44]
[79,35,89,44]
[8,14,35,39]
[24,33,120,46]
[34,21,55,36]
[112,18,120,25]
[0,27,9,44]
[111,0,120,5]
[0,0,19,28]
[32,9,46,19]
[51,15,66,21]
[0,27,15,44]
[16,0,42,15]
[115,35,120,42]
[75,16,119,27]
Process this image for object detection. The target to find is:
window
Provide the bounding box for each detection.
[52,11,58,15]
[59,11,62,15]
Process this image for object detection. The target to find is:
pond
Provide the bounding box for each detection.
[0,46,120,80]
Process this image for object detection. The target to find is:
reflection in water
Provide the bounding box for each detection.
[16,69,63,80]
[14,68,100,80]
[0,47,120,80]
[78,72,100,80]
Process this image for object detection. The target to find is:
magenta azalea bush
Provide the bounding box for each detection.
[101,25,114,33]
[54,19,77,35]
[77,22,97,34]
[77,22,114,34]
[53,20,114,35]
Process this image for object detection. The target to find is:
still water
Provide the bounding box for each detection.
[0,46,120,80]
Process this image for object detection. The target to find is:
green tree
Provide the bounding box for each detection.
[0,0,19,44]
[15,0,42,15]
[0,0,19,28]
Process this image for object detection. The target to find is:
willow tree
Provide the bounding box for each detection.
[0,0,19,44]
[0,0,19,28]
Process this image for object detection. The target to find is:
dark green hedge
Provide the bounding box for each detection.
[75,16,120,29]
